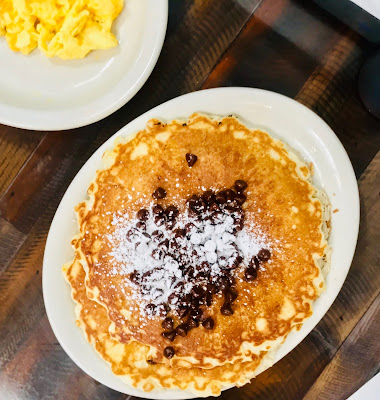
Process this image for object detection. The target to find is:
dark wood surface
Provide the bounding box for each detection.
[0,0,379,399]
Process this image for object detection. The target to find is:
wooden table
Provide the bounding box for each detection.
[0,0,379,399]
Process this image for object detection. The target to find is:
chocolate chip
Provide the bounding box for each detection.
[187,318,199,330]
[190,198,206,213]
[215,191,227,204]
[153,187,166,199]
[190,308,203,318]
[202,190,215,203]
[208,201,220,212]
[233,255,243,268]
[176,323,188,337]
[224,289,238,303]
[174,281,185,291]
[170,239,180,250]
[258,249,271,262]
[205,293,213,306]
[152,204,164,215]
[245,267,257,282]
[233,217,244,232]
[126,228,137,242]
[142,269,154,279]
[202,317,214,330]
[185,222,197,234]
[162,317,174,330]
[181,293,191,305]
[221,303,234,316]
[226,201,239,211]
[206,282,217,294]
[162,330,176,342]
[147,359,156,365]
[178,306,190,318]
[154,214,166,226]
[186,153,198,167]
[187,266,196,280]
[191,286,205,300]
[174,228,186,238]
[145,303,156,314]
[187,198,200,213]
[218,276,231,291]
[235,180,248,192]
[158,303,170,316]
[199,261,210,273]
[130,271,139,283]
[152,248,164,260]
[158,238,169,249]
[163,346,175,359]
[249,256,260,269]
[168,292,179,304]
[235,193,247,206]
[151,230,164,243]
[136,221,146,231]
[190,296,199,309]
[211,210,224,223]
[137,209,149,221]
[166,219,176,230]
[166,205,179,219]
[228,274,236,287]
[225,189,236,202]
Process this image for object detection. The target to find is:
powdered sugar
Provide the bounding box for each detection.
[106,202,270,315]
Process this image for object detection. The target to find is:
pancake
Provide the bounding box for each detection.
[73,114,330,378]
[64,257,273,396]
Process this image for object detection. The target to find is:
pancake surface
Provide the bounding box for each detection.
[66,113,331,394]
[64,257,269,396]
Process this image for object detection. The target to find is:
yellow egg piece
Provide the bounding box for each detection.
[0,0,123,59]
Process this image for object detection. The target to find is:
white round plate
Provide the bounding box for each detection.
[0,0,167,131]
[43,88,359,399]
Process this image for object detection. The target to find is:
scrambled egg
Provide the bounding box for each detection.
[0,0,123,59]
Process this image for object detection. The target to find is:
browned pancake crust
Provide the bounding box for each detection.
[74,114,327,368]
[65,258,265,395]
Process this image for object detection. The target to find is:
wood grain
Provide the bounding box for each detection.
[0,128,44,196]
[304,294,380,400]
[0,218,25,274]
[203,0,344,97]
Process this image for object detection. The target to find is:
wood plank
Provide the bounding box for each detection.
[0,127,44,196]
[220,151,380,399]
[203,0,344,97]
[0,316,122,400]
[304,294,380,400]
[327,92,380,178]
[0,218,26,274]
[295,33,380,178]
[0,133,78,234]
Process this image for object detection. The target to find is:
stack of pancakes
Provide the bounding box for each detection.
[64,114,331,396]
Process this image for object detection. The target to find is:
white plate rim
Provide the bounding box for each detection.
[43,87,360,399]
[0,0,168,131]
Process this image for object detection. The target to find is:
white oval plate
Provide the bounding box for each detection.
[0,0,168,131]
[43,88,359,399]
